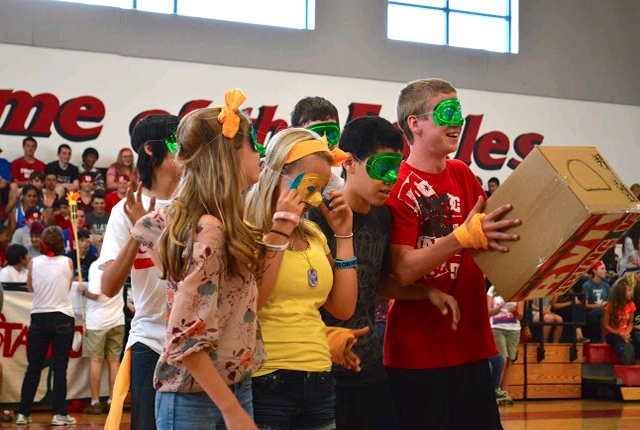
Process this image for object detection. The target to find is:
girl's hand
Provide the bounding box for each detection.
[223,405,257,430]
[124,183,156,224]
[621,332,631,343]
[275,189,306,218]
[319,190,353,237]
[465,196,520,252]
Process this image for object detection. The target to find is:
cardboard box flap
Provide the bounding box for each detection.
[537,146,640,214]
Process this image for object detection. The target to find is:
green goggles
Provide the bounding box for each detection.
[165,132,178,154]
[358,152,403,184]
[306,122,341,148]
[249,124,266,157]
[427,98,464,127]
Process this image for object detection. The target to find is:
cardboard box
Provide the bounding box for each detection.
[472,146,640,301]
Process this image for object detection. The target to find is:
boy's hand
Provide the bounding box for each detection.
[425,287,460,330]
[124,183,156,224]
[77,283,86,294]
[342,327,369,372]
[320,190,353,237]
[466,196,520,252]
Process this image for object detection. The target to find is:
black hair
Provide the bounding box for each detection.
[23,136,37,147]
[290,97,340,127]
[488,177,500,185]
[91,190,106,202]
[22,184,38,196]
[82,147,99,160]
[6,244,28,266]
[338,116,404,161]
[25,207,40,217]
[131,114,180,189]
[29,170,45,182]
[57,144,71,154]
[77,228,91,240]
[476,176,483,186]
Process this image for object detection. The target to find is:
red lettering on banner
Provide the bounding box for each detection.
[254,106,287,145]
[179,100,212,118]
[0,314,29,358]
[474,131,509,170]
[346,102,382,122]
[508,133,544,169]
[0,90,59,137]
[55,96,105,142]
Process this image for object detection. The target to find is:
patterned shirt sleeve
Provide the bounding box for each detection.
[163,218,225,366]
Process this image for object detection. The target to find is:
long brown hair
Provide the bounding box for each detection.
[608,278,631,328]
[157,107,265,282]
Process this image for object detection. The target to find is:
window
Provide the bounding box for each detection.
[52,0,315,30]
[387,0,519,53]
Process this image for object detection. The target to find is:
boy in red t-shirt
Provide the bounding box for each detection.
[385,78,520,429]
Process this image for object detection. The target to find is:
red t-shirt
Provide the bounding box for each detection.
[54,213,72,231]
[605,302,637,334]
[105,193,124,214]
[11,157,46,183]
[384,159,497,369]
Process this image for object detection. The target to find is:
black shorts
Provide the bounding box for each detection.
[386,359,503,430]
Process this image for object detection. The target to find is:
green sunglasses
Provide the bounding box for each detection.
[249,124,266,157]
[165,132,178,154]
[357,152,402,184]
[306,122,341,148]
[428,98,464,127]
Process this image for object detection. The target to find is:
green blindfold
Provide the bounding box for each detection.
[250,124,266,157]
[430,98,464,127]
[306,122,341,148]
[358,152,402,184]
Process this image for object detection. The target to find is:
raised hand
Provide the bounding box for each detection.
[319,190,353,237]
[124,183,156,225]
[465,196,520,252]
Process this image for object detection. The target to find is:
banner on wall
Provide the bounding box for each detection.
[0,289,110,404]
[0,43,639,185]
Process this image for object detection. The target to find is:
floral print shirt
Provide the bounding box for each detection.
[132,208,266,392]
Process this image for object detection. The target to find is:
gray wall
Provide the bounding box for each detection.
[2,0,639,106]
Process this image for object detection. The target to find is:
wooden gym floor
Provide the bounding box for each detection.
[1,400,639,429]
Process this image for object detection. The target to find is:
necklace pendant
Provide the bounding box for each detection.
[307,268,318,287]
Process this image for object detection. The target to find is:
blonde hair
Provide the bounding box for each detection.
[396,78,457,144]
[157,107,265,282]
[246,128,333,243]
[622,267,639,291]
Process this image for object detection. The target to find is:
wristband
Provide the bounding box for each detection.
[453,213,488,249]
[334,257,357,269]
[265,241,289,252]
[334,233,354,239]
[270,229,291,239]
[272,211,300,226]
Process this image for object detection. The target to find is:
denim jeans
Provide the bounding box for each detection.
[155,379,253,430]
[252,370,336,430]
[19,312,74,416]
[488,353,505,390]
[131,342,160,430]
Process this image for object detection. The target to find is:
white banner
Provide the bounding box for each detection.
[1,43,639,185]
[0,288,110,404]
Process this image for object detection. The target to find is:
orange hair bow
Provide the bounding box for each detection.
[214,88,247,139]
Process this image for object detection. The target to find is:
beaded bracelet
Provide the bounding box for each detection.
[334,233,354,239]
[334,257,357,269]
[273,211,300,226]
[265,241,289,252]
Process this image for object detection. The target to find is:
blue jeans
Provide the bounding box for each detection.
[488,353,505,390]
[252,370,336,430]
[19,312,74,417]
[131,342,160,430]
[155,379,253,430]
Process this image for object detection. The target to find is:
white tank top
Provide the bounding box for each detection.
[30,255,74,317]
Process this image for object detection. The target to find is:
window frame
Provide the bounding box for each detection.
[388,0,517,53]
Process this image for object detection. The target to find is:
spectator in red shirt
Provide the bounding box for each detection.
[0,225,11,267]
[105,175,129,214]
[11,137,46,187]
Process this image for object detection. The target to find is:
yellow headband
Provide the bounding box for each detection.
[213,88,246,139]
[285,136,349,167]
